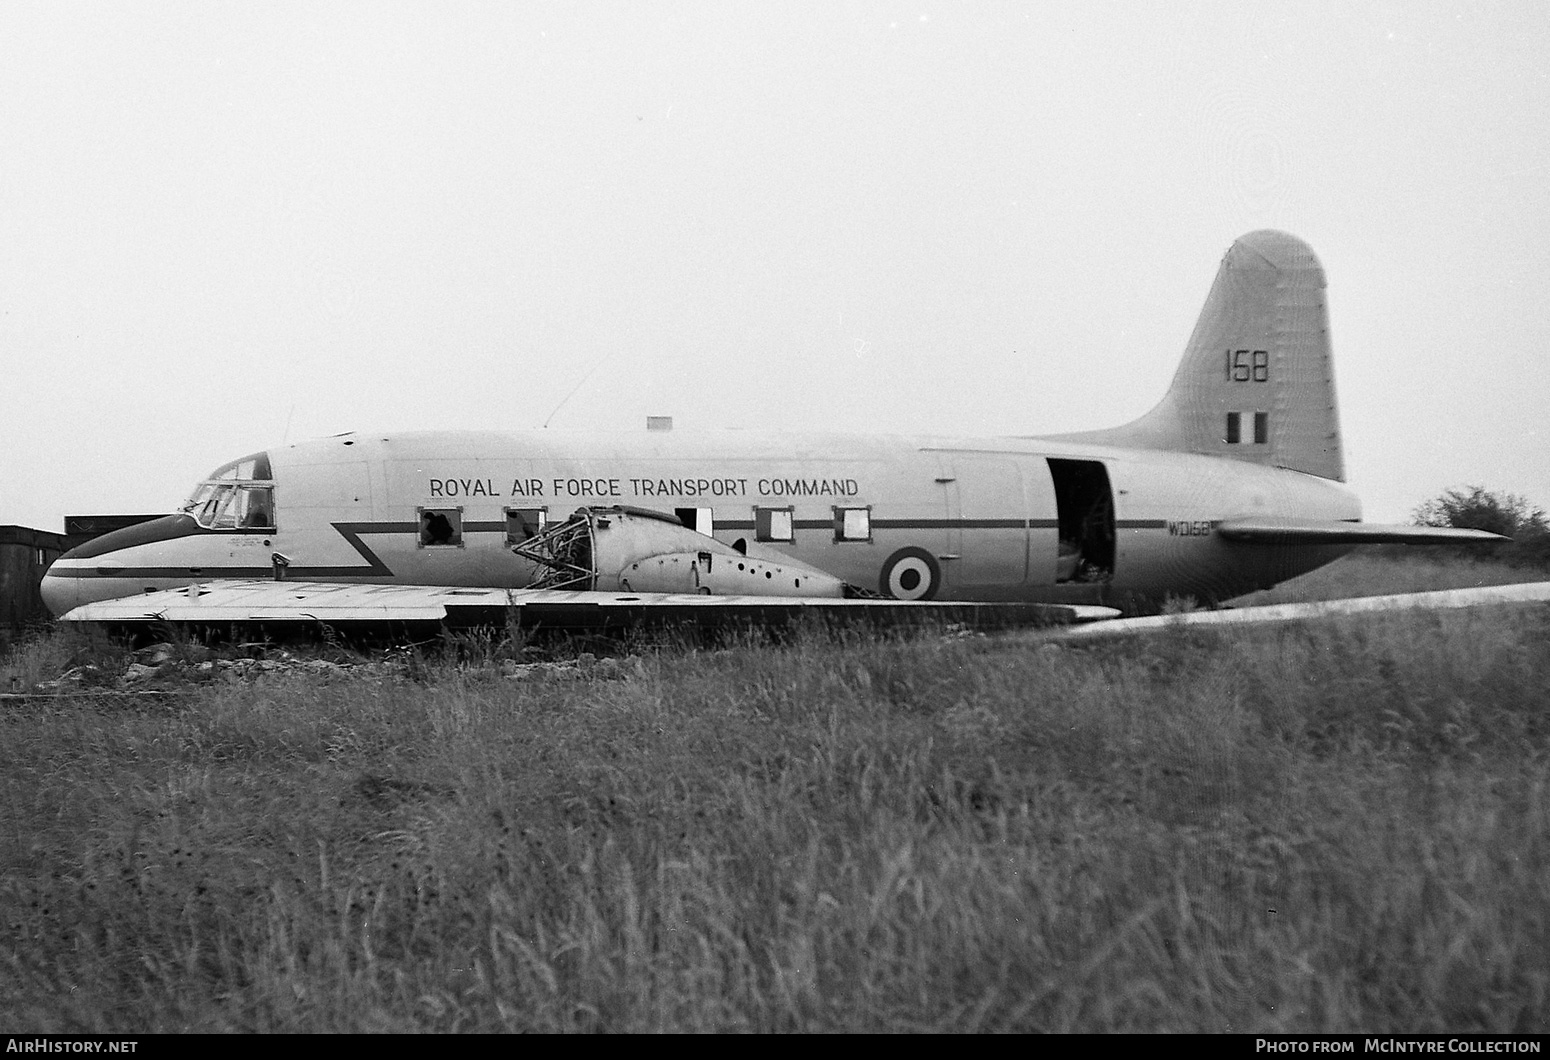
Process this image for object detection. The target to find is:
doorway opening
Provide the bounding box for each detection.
[1047,459,1115,583]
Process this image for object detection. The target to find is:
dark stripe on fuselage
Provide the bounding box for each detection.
[319,521,405,577]
[48,521,404,581]
[720,518,1060,532]
[873,518,1055,530]
[61,513,212,559]
[50,515,1179,581]
[49,566,277,580]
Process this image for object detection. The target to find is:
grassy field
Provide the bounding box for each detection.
[2,554,1548,1032]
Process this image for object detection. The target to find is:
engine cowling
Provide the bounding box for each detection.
[513,506,846,598]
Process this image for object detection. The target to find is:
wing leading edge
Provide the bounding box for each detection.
[1215,517,1508,546]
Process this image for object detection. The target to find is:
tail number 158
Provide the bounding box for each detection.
[1225,348,1269,382]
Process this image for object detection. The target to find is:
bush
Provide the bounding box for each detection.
[1414,486,1550,570]
[1415,485,1547,538]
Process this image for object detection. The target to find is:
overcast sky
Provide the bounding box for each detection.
[3,1,1548,530]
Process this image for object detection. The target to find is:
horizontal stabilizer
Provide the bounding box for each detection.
[1215,517,1507,546]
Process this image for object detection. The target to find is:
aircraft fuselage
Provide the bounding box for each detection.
[41,427,1360,616]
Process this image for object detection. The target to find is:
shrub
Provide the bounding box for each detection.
[1413,486,1550,570]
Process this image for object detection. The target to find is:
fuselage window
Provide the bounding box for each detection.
[505,507,548,544]
[675,507,715,537]
[1225,412,1242,444]
[1253,411,1269,444]
[833,506,872,542]
[755,506,795,543]
[419,507,464,548]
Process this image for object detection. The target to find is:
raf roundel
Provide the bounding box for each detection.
[879,546,941,601]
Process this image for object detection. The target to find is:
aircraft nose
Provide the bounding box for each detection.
[40,567,79,618]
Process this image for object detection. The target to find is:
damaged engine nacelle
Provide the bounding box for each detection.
[511,506,846,598]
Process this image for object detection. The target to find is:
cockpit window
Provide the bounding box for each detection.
[207,452,273,482]
[181,451,276,530]
[189,484,275,530]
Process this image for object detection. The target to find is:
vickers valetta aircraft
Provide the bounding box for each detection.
[42,231,1506,633]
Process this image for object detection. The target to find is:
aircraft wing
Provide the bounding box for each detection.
[1215,517,1508,545]
[58,580,1121,632]
[1053,581,1550,640]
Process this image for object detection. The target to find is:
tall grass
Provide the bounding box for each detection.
[9,551,1550,1029]
[4,592,1549,1031]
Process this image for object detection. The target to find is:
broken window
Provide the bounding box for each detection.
[418,507,464,548]
[1254,411,1269,444]
[833,506,872,542]
[504,507,547,544]
[1226,412,1241,444]
[755,506,795,543]
[675,507,715,537]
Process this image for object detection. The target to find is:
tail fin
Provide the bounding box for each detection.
[1052,230,1344,481]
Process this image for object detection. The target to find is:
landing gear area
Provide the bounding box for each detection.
[1049,459,1115,584]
